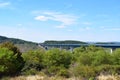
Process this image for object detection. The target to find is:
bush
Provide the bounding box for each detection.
[78,52,94,66]
[57,68,69,78]
[0,42,21,56]
[0,48,24,76]
[21,49,45,75]
[92,50,112,66]
[71,65,96,78]
[21,68,38,75]
[95,65,120,75]
[112,49,120,65]
[43,48,72,76]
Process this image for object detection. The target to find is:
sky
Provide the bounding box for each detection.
[0,0,120,42]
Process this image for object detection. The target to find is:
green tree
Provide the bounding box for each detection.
[86,45,105,53]
[92,50,112,66]
[0,42,21,56]
[112,48,120,65]
[22,49,45,75]
[43,48,72,76]
[0,48,24,76]
[0,42,24,76]
[78,52,94,66]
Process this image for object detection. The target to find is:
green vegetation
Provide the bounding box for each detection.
[21,49,45,75]
[0,41,120,79]
[0,36,39,52]
[0,42,24,77]
[43,48,72,77]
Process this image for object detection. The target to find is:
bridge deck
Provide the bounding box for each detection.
[40,43,120,48]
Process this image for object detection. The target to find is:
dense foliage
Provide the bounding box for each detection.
[0,42,120,79]
[0,42,24,77]
[43,48,72,77]
[21,49,45,75]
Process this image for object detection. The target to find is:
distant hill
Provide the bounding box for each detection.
[95,42,120,44]
[42,40,120,45]
[0,36,39,52]
[43,40,87,44]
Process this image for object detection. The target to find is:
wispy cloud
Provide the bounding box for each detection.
[104,28,120,31]
[67,29,73,32]
[17,23,22,26]
[82,22,92,25]
[79,27,91,31]
[34,11,78,28]
[35,16,49,21]
[100,26,120,31]
[0,2,11,8]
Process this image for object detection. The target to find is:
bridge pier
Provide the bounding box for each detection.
[110,48,113,53]
[45,46,48,50]
[59,46,62,50]
[69,47,73,52]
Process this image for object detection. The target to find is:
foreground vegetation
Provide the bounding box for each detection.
[0,42,120,80]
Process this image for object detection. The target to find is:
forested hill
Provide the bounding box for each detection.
[43,40,120,45]
[0,35,39,52]
[43,40,87,44]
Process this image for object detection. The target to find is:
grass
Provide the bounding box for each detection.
[96,74,120,80]
[1,74,120,80]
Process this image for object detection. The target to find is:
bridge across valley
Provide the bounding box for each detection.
[39,43,120,53]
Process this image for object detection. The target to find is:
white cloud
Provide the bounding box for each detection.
[35,16,49,21]
[56,25,66,28]
[0,2,10,7]
[100,26,120,31]
[67,29,73,32]
[85,27,90,30]
[104,28,120,31]
[17,24,22,26]
[34,11,78,28]
[82,22,92,25]
[79,27,91,31]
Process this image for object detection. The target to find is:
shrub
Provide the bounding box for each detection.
[21,49,45,75]
[43,48,72,76]
[0,48,24,76]
[92,50,112,66]
[57,68,69,78]
[95,65,120,75]
[71,65,96,78]
[112,48,120,65]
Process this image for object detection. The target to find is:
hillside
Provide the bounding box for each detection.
[0,36,39,52]
[43,40,87,44]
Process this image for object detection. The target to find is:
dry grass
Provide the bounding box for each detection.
[1,75,120,80]
[2,75,82,80]
[9,75,44,80]
[96,75,120,80]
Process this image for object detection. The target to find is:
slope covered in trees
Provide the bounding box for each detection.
[43,40,87,44]
[0,36,39,52]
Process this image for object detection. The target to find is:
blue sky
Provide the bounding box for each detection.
[0,0,120,42]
